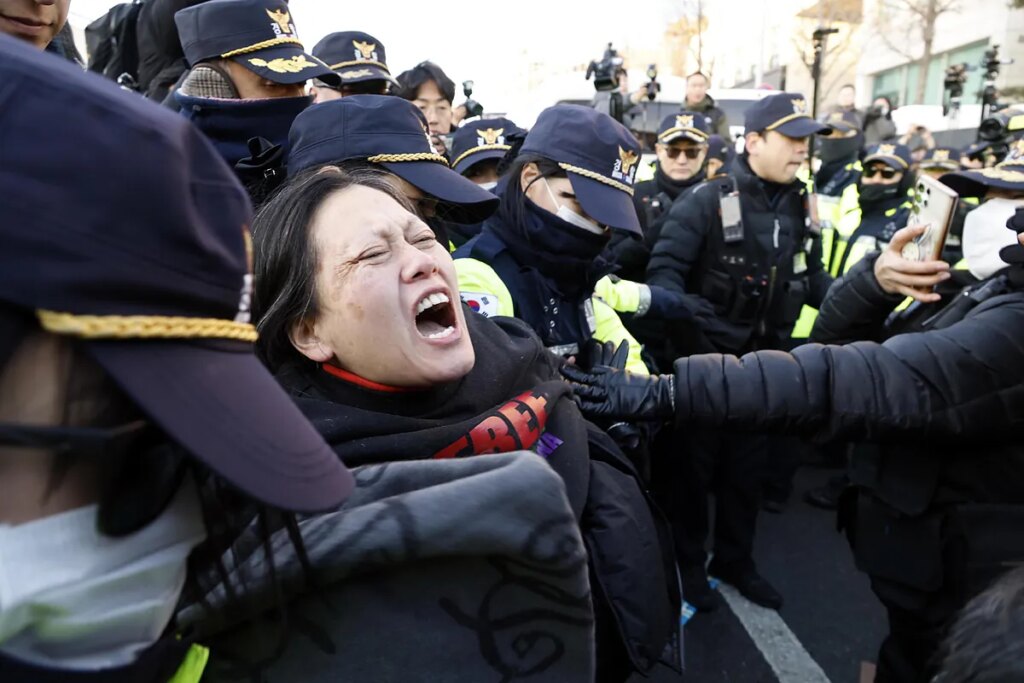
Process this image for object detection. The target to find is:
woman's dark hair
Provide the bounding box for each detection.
[251,166,413,373]
[394,60,455,103]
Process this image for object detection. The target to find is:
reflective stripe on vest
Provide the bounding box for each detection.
[167,644,209,683]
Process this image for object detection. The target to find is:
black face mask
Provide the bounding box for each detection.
[858,182,902,206]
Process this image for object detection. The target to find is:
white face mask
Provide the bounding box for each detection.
[542,178,605,235]
[962,197,1023,280]
[478,180,498,191]
[0,477,207,670]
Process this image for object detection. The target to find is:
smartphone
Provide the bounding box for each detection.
[902,175,959,261]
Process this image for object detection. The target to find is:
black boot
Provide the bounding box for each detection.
[709,562,783,610]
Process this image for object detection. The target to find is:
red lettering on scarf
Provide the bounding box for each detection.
[433,390,550,459]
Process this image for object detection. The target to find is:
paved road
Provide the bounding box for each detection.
[682,466,888,683]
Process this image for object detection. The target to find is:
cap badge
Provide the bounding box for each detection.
[878,144,896,156]
[675,114,695,129]
[249,55,320,74]
[791,98,808,114]
[612,146,639,184]
[353,40,378,61]
[477,128,505,145]
[265,8,294,36]
[933,149,950,162]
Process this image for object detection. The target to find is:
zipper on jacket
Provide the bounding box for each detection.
[772,219,781,250]
[757,265,779,337]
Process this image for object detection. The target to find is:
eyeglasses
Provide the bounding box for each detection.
[863,166,899,180]
[664,146,706,160]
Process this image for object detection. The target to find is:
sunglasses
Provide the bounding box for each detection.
[664,146,706,160]
[863,166,899,180]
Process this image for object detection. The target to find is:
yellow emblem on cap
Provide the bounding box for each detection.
[353,40,377,60]
[249,55,319,74]
[675,114,695,129]
[478,128,505,145]
[265,8,293,34]
[878,144,896,156]
[933,149,950,162]
[791,98,808,114]
[619,146,639,175]
[1003,139,1024,165]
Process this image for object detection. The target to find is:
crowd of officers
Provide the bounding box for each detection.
[4,0,1024,681]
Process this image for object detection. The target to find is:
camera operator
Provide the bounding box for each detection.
[564,148,1024,683]
[864,96,898,146]
[643,93,833,612]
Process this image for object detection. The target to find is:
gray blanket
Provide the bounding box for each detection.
[180,453,595,682]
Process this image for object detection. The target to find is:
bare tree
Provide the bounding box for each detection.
[874,0,959,104]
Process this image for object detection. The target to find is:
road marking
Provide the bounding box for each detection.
[718,583,832,683]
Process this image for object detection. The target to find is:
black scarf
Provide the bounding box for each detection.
[489,192,612,297]
[654,165,705,202]
[275,312,591,513]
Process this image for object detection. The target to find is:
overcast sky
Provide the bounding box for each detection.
[70,0,690,122]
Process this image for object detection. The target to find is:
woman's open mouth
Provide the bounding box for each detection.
[414,291,458,341]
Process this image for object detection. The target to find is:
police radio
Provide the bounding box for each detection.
[718,179,744,243]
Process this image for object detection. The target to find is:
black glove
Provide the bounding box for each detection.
[561,363,676,422]
[578,338,630,371]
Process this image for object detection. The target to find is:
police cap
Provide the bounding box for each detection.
[745,92,832,137]
[175,0,339,86]
[520,104,642,234]
[287,95,498,223]
[0,35,353,513]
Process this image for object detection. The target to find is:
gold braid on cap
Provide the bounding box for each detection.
[451,144,512,169]
[220,37,303,58]
[367,152,450,166]
[558,163,635,196]
[37,311,258,342]
[328,59,389,72]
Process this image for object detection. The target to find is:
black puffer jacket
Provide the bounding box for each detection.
[671,255,1024,504]
[647,156,832,353]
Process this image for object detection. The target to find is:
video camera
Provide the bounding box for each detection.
[642,64,661,102]
[461,80,484,119]
[586,43,624,92]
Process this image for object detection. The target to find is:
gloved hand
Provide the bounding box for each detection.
[642,285,712,322]
[578,338,630,371]
[561,362,676,422]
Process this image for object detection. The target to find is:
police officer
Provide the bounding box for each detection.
[173,0,338,200]
[920,146,962,180]
[832,143,915,276]
[633,112,711,242]
[0,35,354,678]
[286,95,498,247]
[705,134,732,179]
[450,118,527,190]
[646,92,833,611]
[452,104,650,375]
[683,71,729,137]
[607,112,711,284]
[310,31,397,102]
